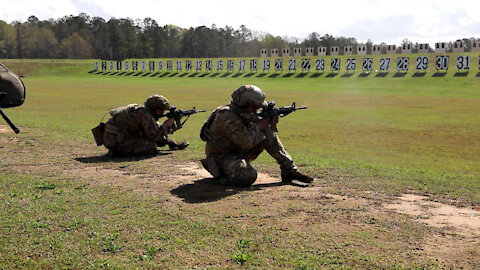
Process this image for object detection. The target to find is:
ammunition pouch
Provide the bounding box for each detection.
[91,122,105,146]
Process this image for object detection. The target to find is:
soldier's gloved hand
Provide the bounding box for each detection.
[162,118,176,133]
[272,115,279,124]
[256,118,271,130]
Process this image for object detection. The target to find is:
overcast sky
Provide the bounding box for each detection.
[1,0,479,45]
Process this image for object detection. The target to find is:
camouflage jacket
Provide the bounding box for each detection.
[205,102,266,155]
[105,106,170,144]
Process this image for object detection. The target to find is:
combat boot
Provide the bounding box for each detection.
[168,140,189,150]
[281,169,314,183]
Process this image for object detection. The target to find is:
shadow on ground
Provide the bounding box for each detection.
[75,150,170,163]
[171,178,288,203]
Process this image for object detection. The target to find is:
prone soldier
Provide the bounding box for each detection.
[200,85,313,186]
[94,94,189,157]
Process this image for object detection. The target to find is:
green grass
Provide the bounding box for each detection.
[0,58,479,268]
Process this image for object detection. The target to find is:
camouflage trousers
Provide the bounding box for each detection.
[203,127,296,186]
[103,124,157,156]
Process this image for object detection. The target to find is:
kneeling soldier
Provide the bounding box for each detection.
[101,95,189,157]
[200,85,313,186]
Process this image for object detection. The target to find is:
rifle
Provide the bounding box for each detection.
[160,106,206,128]
[256,101,308,132]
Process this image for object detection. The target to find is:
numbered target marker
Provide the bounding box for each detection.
[116,61,122,71]
[346,58,356,71]
[416,56,428,71]
[362,58,373,72]
[250,59,257,72]
[94,62,99,70]
[227,60,234,71]
[288,59,296,71]
[434,56,448,71]
[275,59,283,71]
[132,61,138,71]
[166,61,172,71]
[397,57,409,71]
[101,61,107,71]
[330,58,340,71]
[157,61,163,71]
[176,61,182,71]
[149,61,154,71]
[195,60,202,71]
[125,61,130,70]
[301,59,311,71]
[109,61,114,71]
[456,56,471,70]
[205,60,212,71]
[379,58,390,71]
[185,60,192,71]
[141,61,146,71]
[315,59,325,71]
[238,60,246,72]
[216,60,223,71]
[263,59,271,71]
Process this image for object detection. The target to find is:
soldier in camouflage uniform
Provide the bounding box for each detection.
[103,95,189,157]
[200,85,313,186]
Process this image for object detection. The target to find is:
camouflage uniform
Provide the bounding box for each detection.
[103,106,171,156]
[203,102,297,186]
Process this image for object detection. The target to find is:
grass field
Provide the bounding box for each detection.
[0,58,479,269]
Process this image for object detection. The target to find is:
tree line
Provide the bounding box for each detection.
[0,13,477,60]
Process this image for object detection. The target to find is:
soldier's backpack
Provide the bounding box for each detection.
[200,106,230,141]
[91,104,141,146]
[200,110,217,142]
[109,104,142,133]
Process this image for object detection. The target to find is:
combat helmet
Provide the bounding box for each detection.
[144,94,170,114]
[231,85,267,108]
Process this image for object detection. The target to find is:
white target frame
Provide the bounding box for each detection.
[330,58,340,72]
[345,58,356,72]
[456,56,470,70]
[435,56,449,71]
[301,59,311,71]
[379,58,391,72]
[274,59,283,72]
[397,57,409,71]
[415,56,428,71]
[315,59,325,71]
[238,60,246,72]
[362,58,373,72]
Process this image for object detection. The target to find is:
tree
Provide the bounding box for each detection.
[59,33,92,58]
[0,21,17,58]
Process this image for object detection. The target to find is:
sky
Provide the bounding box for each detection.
[1,0,479,46]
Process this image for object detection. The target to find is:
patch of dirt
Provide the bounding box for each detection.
[385,194,480,236]
[0,125,12,133]
[386,194,480,266]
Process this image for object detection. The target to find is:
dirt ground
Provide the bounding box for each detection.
[65,159,480,267]
[1,125,479,268]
